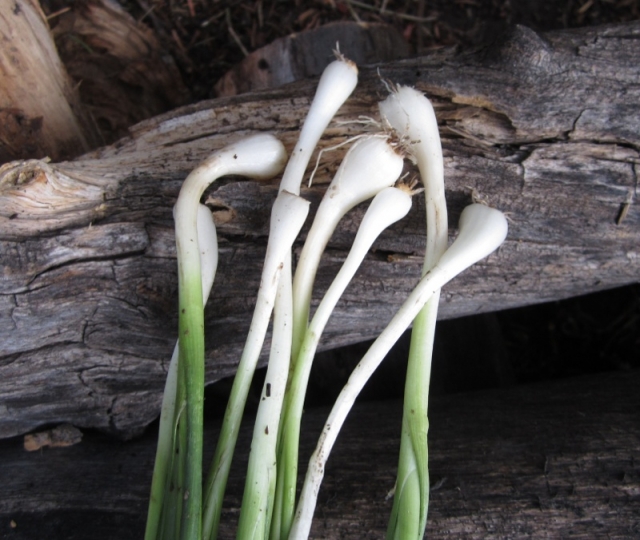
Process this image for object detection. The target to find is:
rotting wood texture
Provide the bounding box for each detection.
[1,23,639,439]
[0,369,638,538]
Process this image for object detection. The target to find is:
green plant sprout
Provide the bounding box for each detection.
[145,51,510,540]
[145,203,218,540]
[290,203,509,539]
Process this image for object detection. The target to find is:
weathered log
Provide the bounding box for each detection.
[1,369,638,538]
[1,22,639,439]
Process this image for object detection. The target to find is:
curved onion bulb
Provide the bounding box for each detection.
[291,135,404,357]
[290,204,508,540]
[280,56,358,195]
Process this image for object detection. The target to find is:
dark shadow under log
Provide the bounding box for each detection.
[1,369,638,538]
[0,22,639,438]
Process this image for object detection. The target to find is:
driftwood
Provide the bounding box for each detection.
[1,369,638,538]
[0,0,189,159]
[1,22,639,439]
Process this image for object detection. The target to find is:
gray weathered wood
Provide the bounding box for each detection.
[1,369,638,538]
[1,23,639,438]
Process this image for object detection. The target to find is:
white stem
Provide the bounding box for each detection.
[228,191,310,415]
[203,191,309,540]
[289,204,508,539]
[237,265,293,540]
[309,187,413,341]
[196,204,218,302]
[279,57,358,195]
[379,86,447,268]
[291,135,404,357]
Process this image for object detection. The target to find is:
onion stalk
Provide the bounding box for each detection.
[379,86,448,540]
[173,133,287,540]
[202,190,309,540]
[233,54,358,540]
[145,203,218,540]
[290,203,509,539]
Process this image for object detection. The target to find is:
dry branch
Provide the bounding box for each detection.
[1,22,639,438]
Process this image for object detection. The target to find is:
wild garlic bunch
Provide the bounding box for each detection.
[145,51,508,540]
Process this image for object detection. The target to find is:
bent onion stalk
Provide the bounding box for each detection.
[145,203,218,540]
[290,203,508,539]
[379,86,448,540]
[172,133,287,540]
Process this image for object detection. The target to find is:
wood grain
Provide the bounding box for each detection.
[1,23,639,438]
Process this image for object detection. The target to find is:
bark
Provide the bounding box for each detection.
[1,369,638,539]
[1,22,639,439]
[0,0,98,162]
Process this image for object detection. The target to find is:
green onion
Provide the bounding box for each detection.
[203,190,309,540]
[379,86,448,539]
[145,204,218,540]
[173,133,287,540]
[291,203,508,538]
